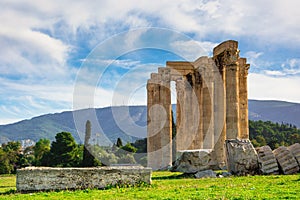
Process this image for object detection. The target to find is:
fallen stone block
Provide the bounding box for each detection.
[273,146,299,174]
[225,139,259,175]
[256,145,279,175]
[171,149,218,173]
[16,166,152,192]
[287,143,300,167]
[194,170,217,178]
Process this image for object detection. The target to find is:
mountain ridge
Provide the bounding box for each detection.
[1,99,300,145]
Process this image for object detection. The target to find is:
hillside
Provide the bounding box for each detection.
[0,100,300,145]
[248,100,300,126]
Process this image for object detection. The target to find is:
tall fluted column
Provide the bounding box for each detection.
[213,41,241,140]
[193,70,203,149]
[225,60,240,139]
[175,79,184,151]
[183,73,197,150]
[239,58,250,139]
[212,62,226,168]
[147,68,172,170]
[147,74,162,170]
[158,68,172,168]
[202,65,214,149]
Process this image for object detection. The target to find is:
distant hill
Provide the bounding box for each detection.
[0,106,147,145]
[248,100,300,127]
[0,100,300,145]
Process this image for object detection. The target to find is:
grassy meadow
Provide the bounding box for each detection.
[0,172,299,199]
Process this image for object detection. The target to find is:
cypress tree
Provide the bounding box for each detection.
[116,137,123,147]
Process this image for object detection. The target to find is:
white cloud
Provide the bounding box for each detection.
[264,70,285,76]
[1,0,300,125]
[249,73,300,103]
[170,40,218,60]
[281,58,300,75]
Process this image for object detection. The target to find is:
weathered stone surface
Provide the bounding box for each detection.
[225,139,259,175]
[273,146,299,174]
[287,143,300,166]
[172,150,218,173]
[194,170,217,178]
[256,145,279,175]
[16,166,151,192]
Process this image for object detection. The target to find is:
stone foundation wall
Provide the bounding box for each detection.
[16,166,152,192]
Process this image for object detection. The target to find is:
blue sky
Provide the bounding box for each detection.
[1,0,300,125]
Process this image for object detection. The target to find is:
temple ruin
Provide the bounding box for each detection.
[147,40,250,170]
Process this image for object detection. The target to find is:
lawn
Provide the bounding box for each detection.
[0,172,299,199]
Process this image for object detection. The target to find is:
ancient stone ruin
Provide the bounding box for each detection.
[147,40,251,171]
[17,166,151,192]
[146,40,300,176]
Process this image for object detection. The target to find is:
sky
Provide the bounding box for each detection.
[1,0,300,125]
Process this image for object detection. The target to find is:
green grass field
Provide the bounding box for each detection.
[0,172,299,199]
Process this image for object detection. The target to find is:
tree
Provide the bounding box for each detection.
[132,138,147,153]
[249,120,300,149]
[0,148,12,174]
[93,145,117,165]
[116,137,123,147]
[82,120,97,167]
[116,143,137,159]
[0,141,21,174]
[34,138,50,166]
[121,143,137,153]
[49,132,79,167]
[19,146,35,167]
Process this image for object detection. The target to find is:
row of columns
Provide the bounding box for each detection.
[147,40,250,170]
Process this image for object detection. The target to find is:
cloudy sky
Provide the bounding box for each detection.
[1,0,300,125]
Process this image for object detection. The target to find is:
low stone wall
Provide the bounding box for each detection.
[16,166,152,192]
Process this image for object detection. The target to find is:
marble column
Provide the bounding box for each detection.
[202,66,214,149]
[158,68,172,169]
[147,68,172,170]
[175,79,184,151]
[147,74,162,170]
[238,58,250,139]
[225,59,240,140]
[192,70,203,149]
[212,62,226,168]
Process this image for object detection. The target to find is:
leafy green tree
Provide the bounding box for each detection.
[93,145,117,165]
[132,138,147,153]
[19,146,35,167]
[290,133,300,144]
[49,132,79,167]
[0,141,21,174]
[121,143,137,153]
[249,120,300,149]
[34,138,50,166]
[0,148,12,174]
[115,143,137,163]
